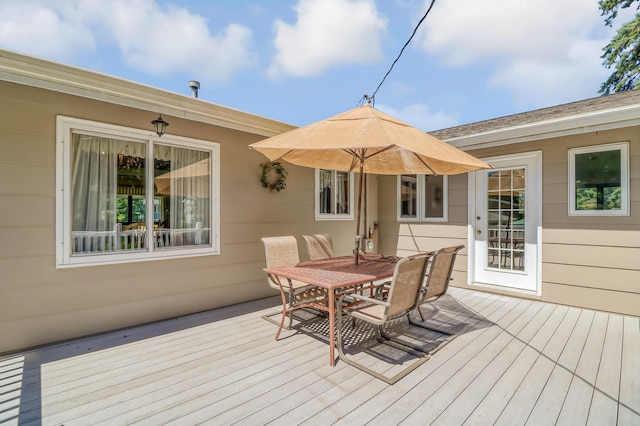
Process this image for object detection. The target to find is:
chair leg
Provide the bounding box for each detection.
[336,303,430,385]
[288,292,294,330]
[376,326,430,357]
[406,314,457,354]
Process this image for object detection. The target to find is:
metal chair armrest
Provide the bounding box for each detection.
[347,293,391,308]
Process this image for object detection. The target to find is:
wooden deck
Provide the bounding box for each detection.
[1,287,638,425]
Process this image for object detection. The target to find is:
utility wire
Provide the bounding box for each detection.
[367,0,437,106]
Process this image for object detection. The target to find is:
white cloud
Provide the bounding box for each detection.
[417,0,622,108]
[87,0,256,84]
[0,1,96,59]
[489,39,609,108]
[0,0,256,85]
[375,102,459,132]
[267,0,387,78]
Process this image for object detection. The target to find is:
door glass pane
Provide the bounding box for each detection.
[486,168,525,271]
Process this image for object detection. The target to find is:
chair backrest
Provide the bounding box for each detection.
[261,236,300,290]
[422,245,465,302]
[385,253,432,319]
[302,234,335,260]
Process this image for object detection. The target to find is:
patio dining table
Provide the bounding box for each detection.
[265,253,400,366]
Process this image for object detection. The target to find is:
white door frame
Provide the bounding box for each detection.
[467,151,542,295]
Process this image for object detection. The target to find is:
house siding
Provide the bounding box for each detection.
[0,80,360,353]
[379,127,639,316]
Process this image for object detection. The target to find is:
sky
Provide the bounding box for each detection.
[0,0,634,131]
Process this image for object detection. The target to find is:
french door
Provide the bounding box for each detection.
[470,152,541,293]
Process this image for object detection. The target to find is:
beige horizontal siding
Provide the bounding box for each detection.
[0,80,363,353]
[543,228,640,247]
[543,243,640,270]
[543,282,640,316]
[543,263,639,294]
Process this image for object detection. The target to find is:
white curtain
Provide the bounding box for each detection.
[319,169,332,213]
[336,171,348,214]
[71,134,119,233]
[168,147,210,246]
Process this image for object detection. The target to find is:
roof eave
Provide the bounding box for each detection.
[0,48,296,137]
[441,103,640,150]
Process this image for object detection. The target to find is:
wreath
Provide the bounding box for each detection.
[260,161,288,192]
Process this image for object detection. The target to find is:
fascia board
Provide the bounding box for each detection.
[0,49,295,137]
[445,104,640,150]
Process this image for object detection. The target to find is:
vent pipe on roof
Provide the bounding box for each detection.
[189,80,200,98]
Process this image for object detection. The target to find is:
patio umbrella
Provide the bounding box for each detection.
[154,158,210,198]
[250,103,491,258]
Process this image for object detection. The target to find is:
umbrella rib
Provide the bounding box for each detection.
[410,152,437,175]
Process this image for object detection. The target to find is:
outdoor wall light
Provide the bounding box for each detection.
[151,114,169,137]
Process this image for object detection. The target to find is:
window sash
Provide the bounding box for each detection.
[315,169,354,220]
[568,142,629,216]
[397,174,448,222]
[56,116,220,267]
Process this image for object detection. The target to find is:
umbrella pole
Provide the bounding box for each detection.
[355,157,364,265]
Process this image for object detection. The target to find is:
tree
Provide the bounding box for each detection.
[599,0,640,94]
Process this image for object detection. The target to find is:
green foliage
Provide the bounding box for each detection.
[116,196,147,223]
[599,0,640,94]
[576,187,621,210]
[600,0,637,26]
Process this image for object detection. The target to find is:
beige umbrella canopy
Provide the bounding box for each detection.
[250,104,489,175]
[250,103,491,254]
[154,158,210,198]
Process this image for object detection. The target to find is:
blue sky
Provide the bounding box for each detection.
[0,0,633,131]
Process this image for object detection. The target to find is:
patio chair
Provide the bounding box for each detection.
[261,236,328,340]
[302,233,335,260]
[336,253,434,384]
[414,245,465,323]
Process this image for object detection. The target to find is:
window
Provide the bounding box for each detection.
[315,169,354,220]
[398,174,448,222]
[56,116,220,267]
[569,142,629,216]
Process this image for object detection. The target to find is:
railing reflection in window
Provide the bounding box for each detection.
[486,168,525,271]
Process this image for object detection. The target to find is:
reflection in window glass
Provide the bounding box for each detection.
[569,143,628,216]
[398,174,447,221]
[154,145,211,248]
[400,175,417,218]
[575,149,621,211]
[71,135,147,253]
[486,168,525,271]
[424,175,444,218]
[69,133,211,256]
[317,169,352,218]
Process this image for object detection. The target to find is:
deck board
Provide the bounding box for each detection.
[618,316,640,425]
[0,287,638,426]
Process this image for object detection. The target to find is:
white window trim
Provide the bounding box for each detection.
[568,142,629,216]
[396,175,449,222]
[314,169,355,220]
[55,116,220,268]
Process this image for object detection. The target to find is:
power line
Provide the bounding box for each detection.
[367,0,437,106]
